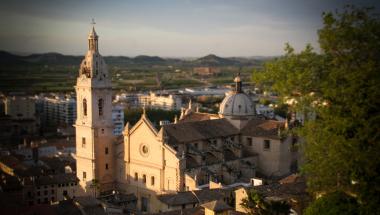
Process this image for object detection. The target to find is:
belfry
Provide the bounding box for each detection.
[75,22,115,196]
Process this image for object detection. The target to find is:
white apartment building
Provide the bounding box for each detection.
[137,92,182,110]
[112,105,124,136]
[4,96,36,119]
[41,95,76,127]
[256,104,275,118]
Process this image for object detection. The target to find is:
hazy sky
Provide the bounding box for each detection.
[0,0,378,57]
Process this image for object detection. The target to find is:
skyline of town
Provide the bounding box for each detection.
[0,2,378,215]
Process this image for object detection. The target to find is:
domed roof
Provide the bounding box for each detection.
[219,92,254,117]
[219,74,255,117]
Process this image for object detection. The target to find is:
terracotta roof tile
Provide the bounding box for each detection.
[241,118,284,139]
[201,200,232,212]
[163,118,239,145]
[180,112,215,123]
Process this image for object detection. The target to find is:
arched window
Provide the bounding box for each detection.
[83,99,87,116]
[98,98,104,116]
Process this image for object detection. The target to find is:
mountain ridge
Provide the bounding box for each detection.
[0,50,273,67]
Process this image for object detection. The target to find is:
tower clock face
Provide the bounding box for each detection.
[140,144,149,156]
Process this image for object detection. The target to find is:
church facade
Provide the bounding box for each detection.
[75,27,299,213]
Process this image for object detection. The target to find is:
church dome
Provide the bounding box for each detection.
[219,92,254,117]
[219,74,255,117]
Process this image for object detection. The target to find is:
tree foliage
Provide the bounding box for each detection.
[305,191,359,215]
[241,190,291,215]
[253,6,380,214]
[124,107,180,127]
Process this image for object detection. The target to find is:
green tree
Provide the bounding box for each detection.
[305,191,359,215]
[241,190,291,215]
[253,6,380,214]
[124,107,180,128]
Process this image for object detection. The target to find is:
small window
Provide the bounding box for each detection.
[134,172,138,181]
[82,137,86,148]
[143,174,146,184]
[105,163,109,170]
[83,172,86,180]
[194,143,198,149]
[83,99,87,116]
[105,147,108,154]
[264,140,271,150]
[151,176,155,186]
[51,190,54,194]
[98,99,104,116]
[247,137,252,146]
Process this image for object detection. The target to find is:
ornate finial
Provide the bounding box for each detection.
[234,72,242,93]
[91,18,96,26]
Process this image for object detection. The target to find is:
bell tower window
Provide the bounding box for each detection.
[83,99,87,116]
[98,99,104,116]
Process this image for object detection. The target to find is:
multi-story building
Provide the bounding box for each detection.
[112,105,124,136]
[256,104,275,118]
[4,95,36,120]
[3,95,38,136]
[42,95,76,127]
[0,155,78,206]
[137,92,182,110]
[193,67,221,76]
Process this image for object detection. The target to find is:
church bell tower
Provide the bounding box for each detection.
[75,22,115,196]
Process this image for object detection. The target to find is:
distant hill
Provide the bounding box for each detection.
[0,50,271,69]
[193,54,239,66]
[133,55,166,65]
[104,56,132,67]
[0,51,32,66]
[23,53,82,66]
